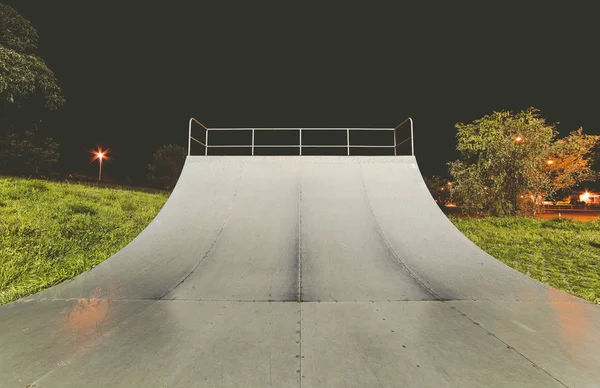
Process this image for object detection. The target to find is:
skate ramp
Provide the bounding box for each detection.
[0,156,598,387]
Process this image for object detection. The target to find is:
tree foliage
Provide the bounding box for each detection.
[0,4,65,113]
[1,46,65,111]
[0,130,59,173]
[424,175,452,205]
[147,144,186,189]
[0,4,38,53]
[0,4,65,174]
[449,108,599,216]
[549,128,598,192]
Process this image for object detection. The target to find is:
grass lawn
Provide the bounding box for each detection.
[450,216,600,304]
[0,177,168,305]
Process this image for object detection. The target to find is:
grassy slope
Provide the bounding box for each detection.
[0,177,168,304]
[450,216,600,303]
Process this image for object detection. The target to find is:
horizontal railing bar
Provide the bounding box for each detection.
[190,136,206,146]
[207,128,255,131]
[349,145,394,148]
[190,118,210,131]
[252,145,303,148]
[205,145,396,148]
[207,128,395,131]
[394,118,411,130]
[206,145,253,148]
[395,137,411,147]
[344,129,394,131]
[207,145,338,148]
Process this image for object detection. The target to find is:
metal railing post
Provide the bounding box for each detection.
[347,128,350,156]
[188,118,192,156]
[252,129,255,156]
[393,117,414,156]
[299,129,302,156]
[409,117,414,156]
[205,129,209,156]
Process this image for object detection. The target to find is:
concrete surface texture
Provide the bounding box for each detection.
[0,156,598,388]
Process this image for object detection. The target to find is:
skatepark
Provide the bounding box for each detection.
[0,119,599,387]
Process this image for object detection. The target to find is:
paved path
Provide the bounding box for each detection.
[1,156,598,387]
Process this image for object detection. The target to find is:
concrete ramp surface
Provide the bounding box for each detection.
[1,156,599,387]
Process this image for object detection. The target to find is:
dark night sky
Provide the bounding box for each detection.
[3,2,600,181]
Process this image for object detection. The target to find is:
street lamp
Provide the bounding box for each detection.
[90,147,110,181]
[97,151,104,181]
[514,135,524,144]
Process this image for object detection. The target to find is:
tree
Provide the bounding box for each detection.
[0,4,65,173]
[424,175,452,206]
[449,108,599,216]
[147,145,186,189]
[547,129,598,192]
[0,131,59,173]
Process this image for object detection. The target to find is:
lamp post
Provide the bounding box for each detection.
[90,147,109,182]
[97,151,104,181]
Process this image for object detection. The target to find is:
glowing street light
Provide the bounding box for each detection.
[546,159,554,165]
[580,191,591,203]
[89,146,110,181]
[514,135,524,144]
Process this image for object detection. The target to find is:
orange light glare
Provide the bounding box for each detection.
[89,146,110,163]
[580,191,591,203]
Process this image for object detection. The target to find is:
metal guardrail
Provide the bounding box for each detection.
[188,117,414,157]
